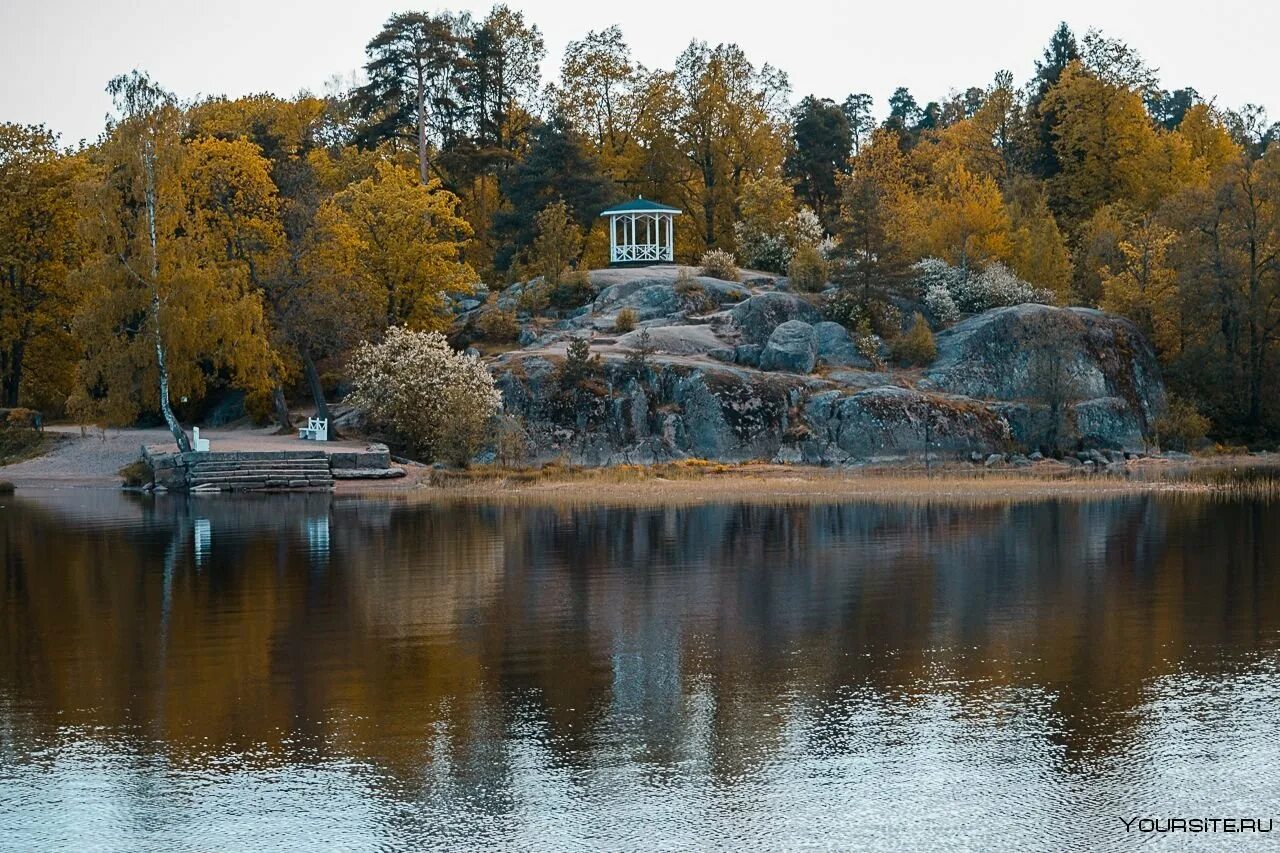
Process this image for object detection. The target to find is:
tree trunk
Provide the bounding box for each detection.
[153,291,190,453]
[301,350,331,424]
[2,339,23,408]
[272,386,294,433]
[417,67,430,185]
[143,139,190,454]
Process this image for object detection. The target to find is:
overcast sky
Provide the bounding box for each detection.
[4,0,1277,146]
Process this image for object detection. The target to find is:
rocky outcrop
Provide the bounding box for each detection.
[760,320,818,373]
[922,305,1166,451]
[470,267,1168,466]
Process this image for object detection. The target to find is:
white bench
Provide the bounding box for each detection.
[193,426,210,452]
[298,417,328,441]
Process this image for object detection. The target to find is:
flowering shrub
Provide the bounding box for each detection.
[733,206,828,273]
[347,326,502,465]
[699,249,740,281]
[912,258,1054,321]
[922,283,960,326]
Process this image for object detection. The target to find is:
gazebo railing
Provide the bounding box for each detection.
[611,243,669,263]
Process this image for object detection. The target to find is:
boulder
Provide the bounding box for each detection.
[729,292,822,345]
[759,320,818,373]
[812,321,869,368]
[1070,396,1149,452]
[926,305,1165,412]
[925,304,1165,449]
[734,344,762,367]
[615,324,727,356]
[592,279,682,320]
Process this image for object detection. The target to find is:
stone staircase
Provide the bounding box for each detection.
[185,451,334,492]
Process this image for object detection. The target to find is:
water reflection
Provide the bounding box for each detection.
[1,490,1278,850]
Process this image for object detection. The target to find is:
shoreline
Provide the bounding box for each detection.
[3,425,1276,506]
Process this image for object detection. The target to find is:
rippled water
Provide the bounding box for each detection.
[2,489,1278,851]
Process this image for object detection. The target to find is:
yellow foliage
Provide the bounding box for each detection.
[914,156,1012,268]
[71,106,277,425]
[1007,181,1072,298]
[325,160,475,331]
[1044,62,1168,220]
[1100,217,1181,356]
[0,124,85,411]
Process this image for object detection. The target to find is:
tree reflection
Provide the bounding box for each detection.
[2,490,1279,792]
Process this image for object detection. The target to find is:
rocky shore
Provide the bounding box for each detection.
[456,266,1168,467]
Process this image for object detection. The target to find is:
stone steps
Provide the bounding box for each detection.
[185,453,335,491]
[189,461,331,473]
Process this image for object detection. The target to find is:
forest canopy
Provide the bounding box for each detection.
[2,15,1279,443]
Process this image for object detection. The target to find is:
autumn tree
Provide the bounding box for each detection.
[829,131,914,324]
[673,41,789,248]
[72,72,274,448]
[323,160,474,331]
[0,124,83,410]
[1100,216,1180,356]
[525,200,583,285]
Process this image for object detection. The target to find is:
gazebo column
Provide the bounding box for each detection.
[665,215,673,261]
[608,214,617,263]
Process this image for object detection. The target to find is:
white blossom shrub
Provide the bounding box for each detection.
[347,326,503,465]
[922,283,960,326]
[733,206,828,273]
[912,258,1054,321]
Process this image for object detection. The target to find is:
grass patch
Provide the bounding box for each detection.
[0,429,57,466]
[428,457,736,487]
[118,459,154,487]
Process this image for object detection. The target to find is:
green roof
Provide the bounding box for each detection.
[599,196,682,215]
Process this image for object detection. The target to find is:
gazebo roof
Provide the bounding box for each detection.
[599,196,682,216]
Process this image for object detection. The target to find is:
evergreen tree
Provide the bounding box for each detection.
[1025,22,1080,179]
[494,114,618,273]
[787,96,851,225]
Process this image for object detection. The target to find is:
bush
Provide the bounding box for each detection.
[911,257,1055,316]
[515,280,551,314]
[4,408,39,429]
[699,249,739,281]
[118,460,153,487]
[854,320,884,369]
[787,244,829,292]
[494,414,531,466]
[477,306,519,342]
[347,327,502,465]
[824,290,902,340]
[1156,396,1211,451]
[677,283,715,314]
[890,313,938,366]
[0,428,46,465]
[614,307,638,333]
[550,269,596,309]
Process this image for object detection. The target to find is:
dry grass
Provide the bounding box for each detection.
[365,455,1280,508]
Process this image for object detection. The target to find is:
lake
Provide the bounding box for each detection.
[1,488,1278,851]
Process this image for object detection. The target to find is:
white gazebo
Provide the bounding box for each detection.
[600,197,681,265]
